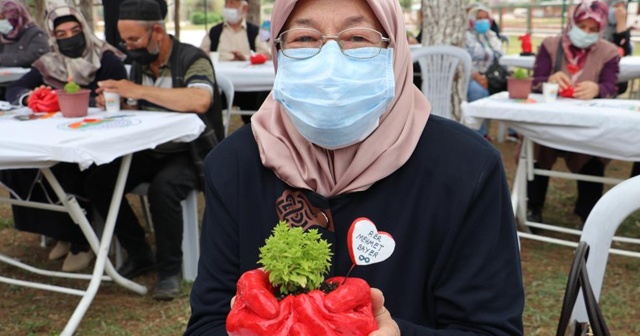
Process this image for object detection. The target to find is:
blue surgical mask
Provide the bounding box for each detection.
[0,19,13,35]
[568,25,599,49]
[273,41,395,150]
[474,19,491,34]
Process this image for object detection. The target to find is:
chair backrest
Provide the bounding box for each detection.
[571,175,640,323]
[215,73,235,137]
[411,45,472,120]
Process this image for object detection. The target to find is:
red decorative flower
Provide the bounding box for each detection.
[28,87,60,113]
[567,64,581,75]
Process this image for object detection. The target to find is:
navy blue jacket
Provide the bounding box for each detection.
[186,115,524,335]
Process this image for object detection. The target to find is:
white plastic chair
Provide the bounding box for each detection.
[215,73,235,137]
[122,184,200,282]
[570,175,640,326]
[411,45,472,120]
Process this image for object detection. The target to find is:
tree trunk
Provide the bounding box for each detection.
[421,0,467,121]
[78,0,94,32]
[32,0,47,31]
[174,0,181,40]
[246,0,261,26]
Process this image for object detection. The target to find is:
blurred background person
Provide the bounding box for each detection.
[1,5,126,272]
[464,4,503,140]
[0,0,48,67]
[527,0,619,225]
[0,0,48,100]
[200,0,271,125]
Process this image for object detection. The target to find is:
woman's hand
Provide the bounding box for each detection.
[95,93,106,109]
[548,71,572,90]
[573,81,599,100]
[614,6,628,33]
[368,288,400,336]
[473,72,488,89]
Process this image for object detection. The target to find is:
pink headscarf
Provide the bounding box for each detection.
[0,0,34,43]
[562,0,609,66]
[251,0,431,197]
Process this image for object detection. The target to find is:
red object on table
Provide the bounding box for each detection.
[518,34,533,55]
[249,53,268,65]
[559,86,575,98]
[226,269,377,336]
[28,87,60,113]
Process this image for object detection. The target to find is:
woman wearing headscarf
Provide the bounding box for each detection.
[1,6,126,273]
[464,4,503,139]
[0,0,48,68]
[527,0,619,225]
[6,5,126,106]
[186,0,524,334]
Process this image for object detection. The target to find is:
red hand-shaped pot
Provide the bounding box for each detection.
[227,269,377,336]
[28,87,60,113]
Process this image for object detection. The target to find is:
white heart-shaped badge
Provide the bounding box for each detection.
[347,217,395,266]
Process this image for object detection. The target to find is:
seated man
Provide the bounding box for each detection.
[89,0,224,300]
[200,0,271,125]
[2,5,126,272]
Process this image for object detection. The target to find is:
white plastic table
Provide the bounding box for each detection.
[0,107,204,335]
[499,54,640,83]
[213,60,275,92]
[463,92,640,257]
[0,67,30,84]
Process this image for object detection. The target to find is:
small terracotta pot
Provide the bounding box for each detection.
[56,89,91,118]
[507,77,533,99]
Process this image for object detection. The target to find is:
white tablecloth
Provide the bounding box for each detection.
[213,60,275,92]
[0,108,205,169]
[464,92,640,161]
[499,54,640,83]
[0,67,30,84]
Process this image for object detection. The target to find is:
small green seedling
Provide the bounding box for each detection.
[513,68,529,80]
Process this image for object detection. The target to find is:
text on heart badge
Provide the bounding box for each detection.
[347,217,395,266]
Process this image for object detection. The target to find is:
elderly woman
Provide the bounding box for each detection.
[0,0,48,67]
[1,6,126,273]
[527,0,619,225]
[464,4,503,139]
[7,6,126,106]
[186,0,524,335]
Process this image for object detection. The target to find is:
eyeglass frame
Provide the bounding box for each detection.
[274,27,390,60]
[119,30,152,50]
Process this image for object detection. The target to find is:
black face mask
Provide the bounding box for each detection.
[125,47,159,65]
[57,33,86,58]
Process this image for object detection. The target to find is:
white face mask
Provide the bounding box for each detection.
[0,19,13,35]
[567,25,599,49]
[222,8,241,24]
[273,41,395,150]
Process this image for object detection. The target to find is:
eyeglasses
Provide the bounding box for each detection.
[274,27,390,60]
[119,30,151,49]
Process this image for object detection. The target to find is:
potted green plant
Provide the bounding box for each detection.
[56,77,91,118]
[507,68,533,99]
[226,221,377,336]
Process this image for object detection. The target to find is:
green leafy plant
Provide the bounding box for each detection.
[64,77,80,93]
[513,68,529,80]
[258,221,333,295]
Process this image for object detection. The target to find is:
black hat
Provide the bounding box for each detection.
[119,0,168,21]
[53,15,79,28]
